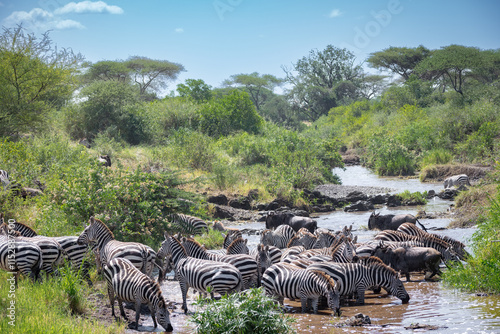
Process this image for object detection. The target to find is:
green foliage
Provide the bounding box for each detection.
[443,176,500,293]
[223,72,282,111]
[395,190,428,205]
[0,271,123,334]
[367,45,431,80]
[366,135,415,176]
[455,121,499,163]
[191,288,297,334]
[177,79,213,103]
[0,26,82,136]
[419,149,454,168]
[193,228,225,250]
[198,90,264,138]
[167,128,216,171]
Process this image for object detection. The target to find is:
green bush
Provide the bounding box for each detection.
[395,190,428,205]
[367,136,415,176]
[190,288,296,334]
[193,228,225,250]
[455,121,499,163]
[419,149,454,168]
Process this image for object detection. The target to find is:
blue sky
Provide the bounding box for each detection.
[1,0,499,93]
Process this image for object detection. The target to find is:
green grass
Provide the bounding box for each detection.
[193,228,225,250]
[395,190,428,205]
[0,271,124,334]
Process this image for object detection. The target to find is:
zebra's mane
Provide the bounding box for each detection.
[181,236,206,251]
[363,256,398,275]
[310,270,336,288]
[167,233,188,255]
[91,217,115,239]
[0,223,22,236]
[227,237,246,251]
[13,221,38,236]
[286,234,301,248]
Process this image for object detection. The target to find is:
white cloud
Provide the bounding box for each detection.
[329,9,343,18]
[175,28,184,33]
[3,8,85,31]
[55,1,124,15]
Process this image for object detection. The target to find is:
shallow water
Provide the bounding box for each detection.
[140,166,499,333]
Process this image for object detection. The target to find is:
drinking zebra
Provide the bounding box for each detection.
[103,258,173,331]
[170,213,208,235]
[397,223,468,260]
[262,262,341,315]
[443,174,471,189]
[260,224,296,249]
[307,259,410,304]
[222,229,243,249]
[179,236,259,289]
[0,170,9,187]
[77,217,158,278]
[158,233,242,313]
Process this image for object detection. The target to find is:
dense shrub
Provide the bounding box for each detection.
[367,136,415,176]
[191,288,296,334]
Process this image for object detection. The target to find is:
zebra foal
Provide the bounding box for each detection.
[103,258,173,331]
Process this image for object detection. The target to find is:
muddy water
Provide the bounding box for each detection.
[139,166,500,333]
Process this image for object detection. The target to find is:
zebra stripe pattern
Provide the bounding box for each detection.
[77,217,158,278]
[226,237,249,255]
[250,245,282,265]
[262,262,340,315]
[397,223,468,260]
[180,237,258,289]
[222,229,243,249]
[103,257,173,331]
[0,170,9,187]
[170,213,208,235]
[444,174,471,188]
[306,259,410,304]
[260,224,296,249]
[287,228,317,249]
[158,233,242,313]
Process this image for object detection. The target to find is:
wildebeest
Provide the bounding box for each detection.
[373,244,442,281]
[368,212,425,231]
[265,211,317,233]
[443,174,471,189]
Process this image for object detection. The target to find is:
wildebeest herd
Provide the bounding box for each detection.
[0,205,468,332]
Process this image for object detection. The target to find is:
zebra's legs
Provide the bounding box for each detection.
[356,287,366,305]
[107,283,118,319]
[179,280,189,314]
[148,302,158,329]
[133,300,142,330]
[117,297,128,320]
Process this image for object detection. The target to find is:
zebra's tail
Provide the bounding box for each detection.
[416,219,427,232]
[33,254,44,282]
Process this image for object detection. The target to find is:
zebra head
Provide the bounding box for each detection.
[260,230,272,246]
[326,277,341,317]
[385,271,410,304]
[158,232,172,259]
[77,217,99,245]
[256,244,272,275]
[154,297,173,332]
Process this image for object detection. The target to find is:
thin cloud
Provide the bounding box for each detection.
[175,28,184,33]
[329,9,343,18]
[2,8,83,31]
[55,1,124,15]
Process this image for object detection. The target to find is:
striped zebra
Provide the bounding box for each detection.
[262,262,341,315]
[0,170,9,187]
[7,220,96,284]
[0,230,43,285]
[77,217,158,278]
[444,174,471,189]
[397,223,468,260]
[158,233,242,314]
[103,258,173,331]
[223,229,243,249]
[307,258,410,305]
[286,235,357,264]
[226,237,249,255]
[286,228,317,250]
[250,244,282,265]
[260,224,296,249]
[179,237,259,289]
[170,213,208,235]
[374,230,460,263]
[281,246,306,262]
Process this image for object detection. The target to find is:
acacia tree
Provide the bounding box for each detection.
[0,26,83,136]
[283,45,364,121]
[367,45,431,80]
[223,72,282,110]
[176,79,212,103]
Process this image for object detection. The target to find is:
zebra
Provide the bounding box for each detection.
[77,217,158,278]
[250,244,282,265]
[1,220,65,276]
[0,230,43,285]
[222,229,243,249]
[170,213,208,235]
[444,174,471,189]
[306,258,410,305]
[179,236,259,289]
[262,262,341,315]
[397,223,469,260]
[260,224,296,249]
[103,257,173,331]
[286,235,357,264]
[7,219,96,283]
[158,233,242,313]
[226,237,249,255]
[286,228,317,249]
[0,170,9,187]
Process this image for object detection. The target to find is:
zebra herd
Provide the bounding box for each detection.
[0,210,468,332]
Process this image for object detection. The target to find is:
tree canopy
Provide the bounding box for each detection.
[223,72,282,110]
[177,78,212,103]
[367,45,431,80]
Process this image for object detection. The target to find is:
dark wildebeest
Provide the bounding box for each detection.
[373,244,442,281]
[368,212,426,231]
[265,212,317,233]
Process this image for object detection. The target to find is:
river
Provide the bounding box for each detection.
[143,166,500,333]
